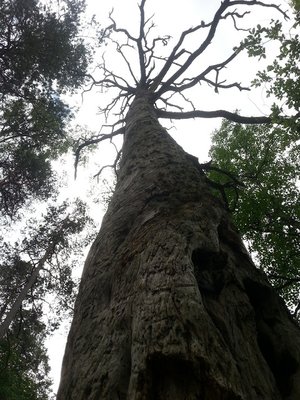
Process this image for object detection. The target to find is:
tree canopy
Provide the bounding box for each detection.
[0,0,89,218]
[209,120,300,317]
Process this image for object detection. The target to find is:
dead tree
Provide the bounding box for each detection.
[58,1,300,399]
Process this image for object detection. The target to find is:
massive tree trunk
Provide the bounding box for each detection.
[57,94,300,399]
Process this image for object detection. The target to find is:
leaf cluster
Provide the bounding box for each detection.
[0,309,52,400]
[209,120,300,316]
[0,0,90,218]
[249,16,300,114]
[0,199,94,329]
[0,0,88,98]
[0,199,95,397]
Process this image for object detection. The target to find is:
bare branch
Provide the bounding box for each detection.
[144,35,171,72]
[168,45,244,94]
[101,119,126,133]
[149,23,205,92]
[108,9,137,41]
[227,9,251,31]
[113,41,139,85]
[158,96,184,112]
[85,73,134,95]
[153,1,234,97]
[138,0,147,84]
[152,0,288,98]
[119,93,135,118]
[157,109,272,124]
[201,77,250,93]
[99,93,128,122]
[230,1,289,20]
[94,141,122,181]
[74,127,125,179]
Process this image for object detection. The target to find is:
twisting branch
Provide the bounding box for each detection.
[108,10,137,42]
[74,127,125,179]
[228,10,251,31]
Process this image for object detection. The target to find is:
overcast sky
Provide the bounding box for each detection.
[47,0,292,392]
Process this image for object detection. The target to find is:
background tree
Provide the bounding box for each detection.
[57,1,300,399]
[0,199,94,398]
[0,308,52,400]
[0,0,89,218]
[208,10,299,317]
[209,121,300,316]
[0,0,97,397]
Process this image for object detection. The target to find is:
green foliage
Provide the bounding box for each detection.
[0,309,52,400]
[246,15,300,117]
[209,120,300,316]
[0,199,95,397]
[290,0,300,12]
[0,199,95,329]
[0,0,88,97]
[0,0,90,218]
[0,1,95,396]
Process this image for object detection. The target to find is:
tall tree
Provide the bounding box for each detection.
[58,1,300,399]
[209,120,300,318]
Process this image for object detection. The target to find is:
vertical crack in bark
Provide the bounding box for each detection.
[192,248,227,296]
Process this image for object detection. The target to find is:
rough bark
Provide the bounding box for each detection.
[57,94,300,400]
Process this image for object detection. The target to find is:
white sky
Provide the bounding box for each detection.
[47,0,293,393]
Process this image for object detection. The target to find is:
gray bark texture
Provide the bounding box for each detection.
[57,94,300,399]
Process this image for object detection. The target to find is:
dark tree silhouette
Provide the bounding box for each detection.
[58,1,300,399]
